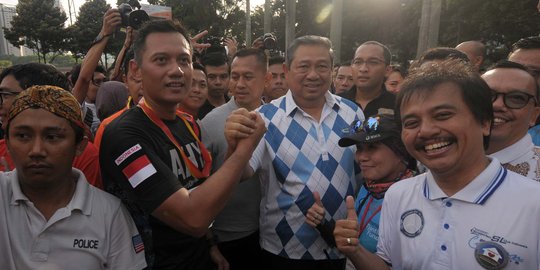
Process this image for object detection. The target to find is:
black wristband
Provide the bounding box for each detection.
[90,33,112,47]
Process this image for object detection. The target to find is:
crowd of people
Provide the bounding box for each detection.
[1,7,540,270]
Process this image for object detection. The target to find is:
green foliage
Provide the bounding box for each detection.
[67,0,124,68]
[4,0,68,63]
[0,60,12,68]
[439,0,540,65]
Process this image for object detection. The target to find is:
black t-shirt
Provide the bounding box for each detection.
[100,106,213,270]
[339,86,396,118]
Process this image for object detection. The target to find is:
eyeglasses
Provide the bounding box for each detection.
[92,78,107,87]
[0,90,20,105]
[491,90,536,109]
[351,58,385,68]
[351,116,381,134]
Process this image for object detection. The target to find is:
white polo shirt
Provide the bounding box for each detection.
[489,133,540,182]
[376,158,540,269]
[0,169,147,270]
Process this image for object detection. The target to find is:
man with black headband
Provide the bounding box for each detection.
[99,20,265,269]
[0,85,146,269]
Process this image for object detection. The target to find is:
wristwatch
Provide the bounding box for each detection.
[90,33,111,47]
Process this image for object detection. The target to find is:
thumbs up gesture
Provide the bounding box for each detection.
[334,196,360,256]
[305,191,326,227]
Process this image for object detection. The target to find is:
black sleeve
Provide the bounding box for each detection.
[100,122,183,214]
[316,219,337,247]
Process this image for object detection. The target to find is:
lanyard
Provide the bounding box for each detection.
[138,99,212,179]
[358,196,382,236]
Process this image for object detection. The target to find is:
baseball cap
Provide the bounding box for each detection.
[338,114,401,147]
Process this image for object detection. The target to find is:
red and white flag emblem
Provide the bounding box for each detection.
[122,155,157,188]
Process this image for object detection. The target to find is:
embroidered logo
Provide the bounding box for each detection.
[115,144,142,165]
[400,209,424,238]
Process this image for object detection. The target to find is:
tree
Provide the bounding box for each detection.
[67,0,124,68]
[4,0,68,63]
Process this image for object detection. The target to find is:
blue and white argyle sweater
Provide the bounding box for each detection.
[251,91,364,260]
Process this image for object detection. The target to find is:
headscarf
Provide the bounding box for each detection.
[95,81,129,121]
[7,85,84,130]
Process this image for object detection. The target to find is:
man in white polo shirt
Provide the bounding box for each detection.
[482,60,540,181]
[334,60,540,269]
[0,85,146,269]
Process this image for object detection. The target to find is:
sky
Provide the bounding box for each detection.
[1,0,265,24]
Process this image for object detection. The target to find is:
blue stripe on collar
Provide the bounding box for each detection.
[474,166,507,205]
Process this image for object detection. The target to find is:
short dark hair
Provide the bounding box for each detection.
[133,20,191,65]
[339,61,352,68]
[511,36,540,53]
[286,35,334,68]
[397,59,493,150]
[232,48,268,73]
[69,64,106,86]
[417,47,470,65]
[269,55,285,67]
[193,62,206,75]
[0,63,71,91]
[486,60,539,100]
[359,41,392,65]
[201,52,229,69]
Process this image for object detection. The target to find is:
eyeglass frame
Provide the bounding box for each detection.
[490,89,537,109]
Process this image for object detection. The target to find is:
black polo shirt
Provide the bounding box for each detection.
[339,85,396,118]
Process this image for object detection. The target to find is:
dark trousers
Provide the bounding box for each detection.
[217,231,262,270]
[261,249,346,270]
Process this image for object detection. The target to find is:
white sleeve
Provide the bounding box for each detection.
[106,204,147,270]
[376,194,394,266]
[248,136,266,173]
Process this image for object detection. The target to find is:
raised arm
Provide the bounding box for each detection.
[72,9,120,104]
[109,26,134,82]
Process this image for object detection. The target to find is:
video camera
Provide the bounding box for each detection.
[118,0,150,30]
[261,33,277,50]
[203,36,227,56]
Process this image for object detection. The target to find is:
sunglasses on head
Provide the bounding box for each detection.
[351,116,382,134]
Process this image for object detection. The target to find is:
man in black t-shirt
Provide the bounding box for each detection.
[339,41,395,117]
[100,20,265,270]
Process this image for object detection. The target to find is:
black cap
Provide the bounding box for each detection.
[338,114,401,147]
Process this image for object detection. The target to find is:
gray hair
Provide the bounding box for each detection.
[285,35,334,67]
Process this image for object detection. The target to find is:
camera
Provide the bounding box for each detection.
[204,36,227,56]
[118,0,150,30]
[261,33,277,50]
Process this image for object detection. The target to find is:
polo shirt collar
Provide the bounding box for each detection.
[10,169,92,215]
[423,157,507,205]
[488,133,533,164]
[284,90,340,117]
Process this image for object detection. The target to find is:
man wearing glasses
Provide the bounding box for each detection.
[482,60,540,181]
[340,41,395,117]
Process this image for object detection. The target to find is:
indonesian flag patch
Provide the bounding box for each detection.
[122,155,157,188]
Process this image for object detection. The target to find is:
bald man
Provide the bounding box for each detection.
[456,40,485,72]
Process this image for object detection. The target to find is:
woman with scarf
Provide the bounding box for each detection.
[305,114,417,254]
